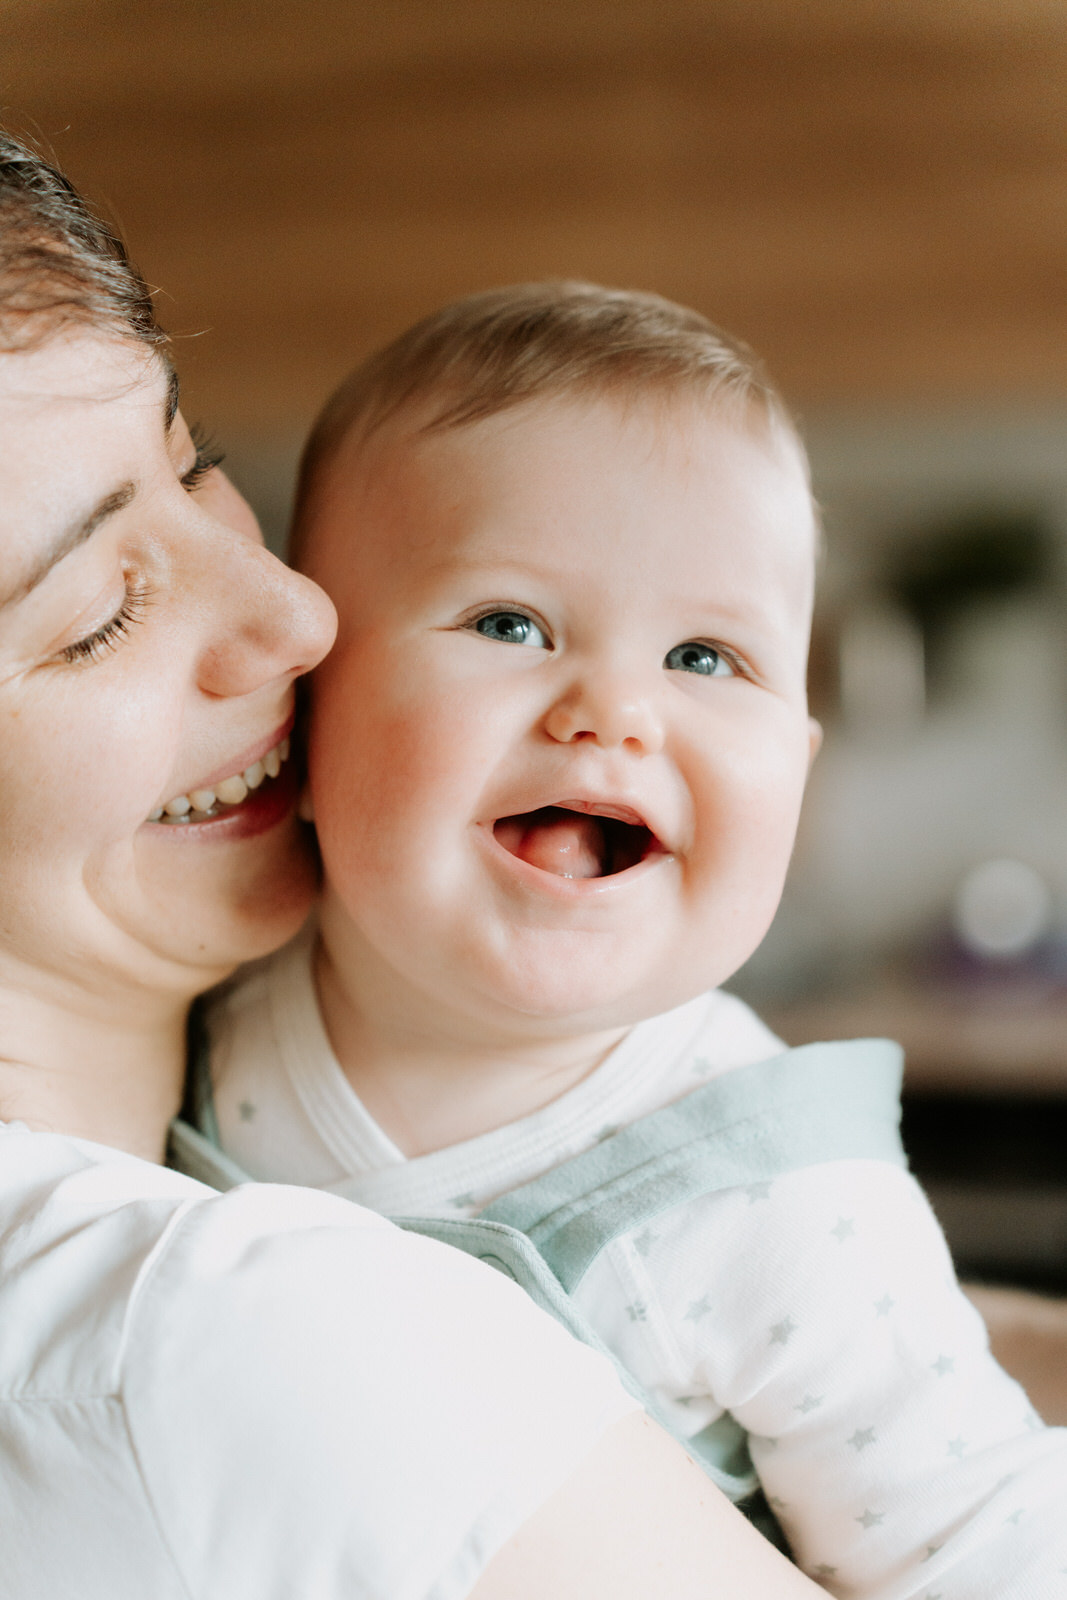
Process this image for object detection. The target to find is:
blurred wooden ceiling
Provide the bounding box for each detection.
[3,0,1067,433]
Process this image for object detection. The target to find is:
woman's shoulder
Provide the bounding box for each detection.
[0,1120,635,1599]
[0,1116,629,1356]
[0,1122,205,1393]
[0,1120,421,1401]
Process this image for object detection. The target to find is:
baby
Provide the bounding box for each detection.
[195,284,1067,1595]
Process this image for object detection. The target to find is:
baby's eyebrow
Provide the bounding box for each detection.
[424,553,569,588]
[0,482,137,613]
[428,553,539,573]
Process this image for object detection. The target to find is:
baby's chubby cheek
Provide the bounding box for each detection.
[686,745,809,937]
[307,653,451,877]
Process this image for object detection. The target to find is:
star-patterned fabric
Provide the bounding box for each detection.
[210,930,1067,1597]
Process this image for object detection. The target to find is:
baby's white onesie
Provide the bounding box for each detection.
[208,928,1067,1598]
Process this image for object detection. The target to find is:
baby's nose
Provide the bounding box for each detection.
[543,670,665,755]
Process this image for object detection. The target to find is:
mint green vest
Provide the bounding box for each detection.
[170,1034,904,1543]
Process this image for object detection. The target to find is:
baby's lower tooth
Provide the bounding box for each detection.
[215,775,248,805]
[264,748,281,779]
[164,796,192,817]
[189,788,216,812]
[244,760,265,790]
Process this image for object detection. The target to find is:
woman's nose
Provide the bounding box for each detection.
[543,667,665,755]
[196,535,338,699]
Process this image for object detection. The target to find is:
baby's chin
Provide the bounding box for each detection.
[468,943,733,1036]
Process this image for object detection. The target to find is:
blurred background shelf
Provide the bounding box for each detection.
[765,980,1067,1095]
[4,0,1067,543]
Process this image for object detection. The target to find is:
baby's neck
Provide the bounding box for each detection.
[313,934,629,1158]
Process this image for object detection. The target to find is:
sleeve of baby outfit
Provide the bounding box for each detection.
[601,1160,1067,1600]
[118,1181,639,1600]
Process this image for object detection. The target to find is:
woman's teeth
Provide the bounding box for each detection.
[148,736,290,824]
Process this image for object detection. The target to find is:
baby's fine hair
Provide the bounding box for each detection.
[0,130,165,355]
[293,280,803,548]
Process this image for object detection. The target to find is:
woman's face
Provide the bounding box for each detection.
[0,328,337,1008]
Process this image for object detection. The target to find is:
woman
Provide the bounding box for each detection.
[0,135,823,1598]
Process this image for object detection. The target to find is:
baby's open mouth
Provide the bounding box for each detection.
[148,735,291,825]
[493,804,659,880]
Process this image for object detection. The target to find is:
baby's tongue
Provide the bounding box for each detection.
[496,808,605,879]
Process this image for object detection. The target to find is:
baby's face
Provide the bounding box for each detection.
[304,393,819,1037]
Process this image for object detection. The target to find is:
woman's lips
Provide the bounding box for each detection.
[149,731,292,825]
[144,754,301,842]
[196,713,296,794]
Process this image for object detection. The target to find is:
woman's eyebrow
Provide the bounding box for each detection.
[0,482,136,613]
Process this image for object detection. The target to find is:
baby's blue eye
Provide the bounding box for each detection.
[474,611,549,648]
[664,641,733,677]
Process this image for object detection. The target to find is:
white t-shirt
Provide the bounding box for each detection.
[210,932,1067,1598]
[0,1118,636,1600]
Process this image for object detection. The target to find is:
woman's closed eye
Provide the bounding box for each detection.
[469,610,551,649]
[59,576,154,665]
[664,641,735,678]
[180,426,225,493]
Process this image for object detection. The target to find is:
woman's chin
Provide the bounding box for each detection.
[134,811,319,979]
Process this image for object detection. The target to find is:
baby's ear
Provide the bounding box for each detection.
[807,718,823,769]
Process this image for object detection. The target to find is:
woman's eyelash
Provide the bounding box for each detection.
[60,578,154,665]
[181,425,225,491]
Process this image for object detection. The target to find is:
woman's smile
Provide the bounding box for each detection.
[150,725,293,824]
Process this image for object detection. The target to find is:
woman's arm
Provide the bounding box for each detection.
[472,1413,822,1600]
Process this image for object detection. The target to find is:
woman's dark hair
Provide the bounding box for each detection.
[0,131,166,353]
